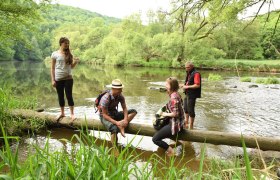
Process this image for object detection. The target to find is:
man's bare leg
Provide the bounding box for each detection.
[184,113,189,129]
[111,133,119,157]
[127,112,137,123]
[189,117,195,129]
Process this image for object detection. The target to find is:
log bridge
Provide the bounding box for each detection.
[10,109,280,152]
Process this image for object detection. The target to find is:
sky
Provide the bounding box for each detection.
[56,0,280,21]
[56,0,170,22]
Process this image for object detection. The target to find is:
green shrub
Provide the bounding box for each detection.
[265,77,280,84]
[208,73,222,81]
[255,78,266,84]
[255,77,280,84]
[240,77,252,82]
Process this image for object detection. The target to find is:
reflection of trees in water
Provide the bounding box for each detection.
[1,62,187,107]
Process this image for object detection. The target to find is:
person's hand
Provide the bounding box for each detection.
[180,84,187,89]
[183,85,189,89]
[116,121,121,127]
[117,120,128,127]
[52,80,56,87]
[121,120,128,127]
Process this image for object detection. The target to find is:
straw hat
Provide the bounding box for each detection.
[109,79,124,89]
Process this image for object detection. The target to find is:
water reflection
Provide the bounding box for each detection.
[1,61,280,159]
[11,128,199,172]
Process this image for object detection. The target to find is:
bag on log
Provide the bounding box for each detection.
[153,105,170,130]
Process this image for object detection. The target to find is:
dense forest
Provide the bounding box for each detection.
[1,0,280,67]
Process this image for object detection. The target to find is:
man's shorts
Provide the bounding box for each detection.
[184,96,196,118]
[100,109,137,134]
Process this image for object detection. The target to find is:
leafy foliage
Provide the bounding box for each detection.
[0,1,280,66]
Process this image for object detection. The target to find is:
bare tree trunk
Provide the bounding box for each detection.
[9,109,280,151]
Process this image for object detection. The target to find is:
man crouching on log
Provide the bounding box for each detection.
[99,79,137,153]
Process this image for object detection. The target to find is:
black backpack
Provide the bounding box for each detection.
[94,90,111,113]
[153,105,170,130]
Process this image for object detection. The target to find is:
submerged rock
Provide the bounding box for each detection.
[159,87,167,92]
[148,86,167,92]
[270,86,279,90]
[36,108,44,112]
[249,84,258,88]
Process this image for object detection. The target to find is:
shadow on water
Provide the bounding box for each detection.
[1,61,280,160]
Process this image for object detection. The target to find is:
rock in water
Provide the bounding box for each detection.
[249,84,258,88]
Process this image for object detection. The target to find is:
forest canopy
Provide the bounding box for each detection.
[0,0,279,66]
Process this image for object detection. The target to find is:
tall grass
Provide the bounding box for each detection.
[0,125,278,179]
[0,87,44,135]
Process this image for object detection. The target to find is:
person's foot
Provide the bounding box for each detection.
[166,147,175,157]
[119,127,126,137]
[166,150,175,157]
[70,114,76,125]
[56,114,65,122]
[71,114,77,121]
[184,123,189,129]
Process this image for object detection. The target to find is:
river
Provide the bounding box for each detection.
[1,61,279,166]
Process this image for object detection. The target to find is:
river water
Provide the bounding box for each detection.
[1,61,280,165]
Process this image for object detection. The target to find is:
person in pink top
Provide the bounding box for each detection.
[152,77,184,156]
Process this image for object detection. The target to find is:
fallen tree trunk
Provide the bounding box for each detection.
[10,109,280,151]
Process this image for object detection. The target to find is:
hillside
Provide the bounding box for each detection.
[41,4,121,25]
[0,4,121,61]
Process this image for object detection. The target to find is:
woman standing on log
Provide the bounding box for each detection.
[51,37,79,121]
[152,77,185,156]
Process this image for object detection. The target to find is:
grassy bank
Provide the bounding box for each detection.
[193,59,280,72]
[137,58,280,72]
[46,56,280,72]
[0,87,46,135]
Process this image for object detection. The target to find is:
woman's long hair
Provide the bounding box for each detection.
[166,77,179,92]
[59,37,73,65]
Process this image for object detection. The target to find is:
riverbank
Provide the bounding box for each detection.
[0,87,46,136]
[82,58,280,72]
[195,59,280,72]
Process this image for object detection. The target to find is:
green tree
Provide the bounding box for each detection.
[0,0,51,45]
